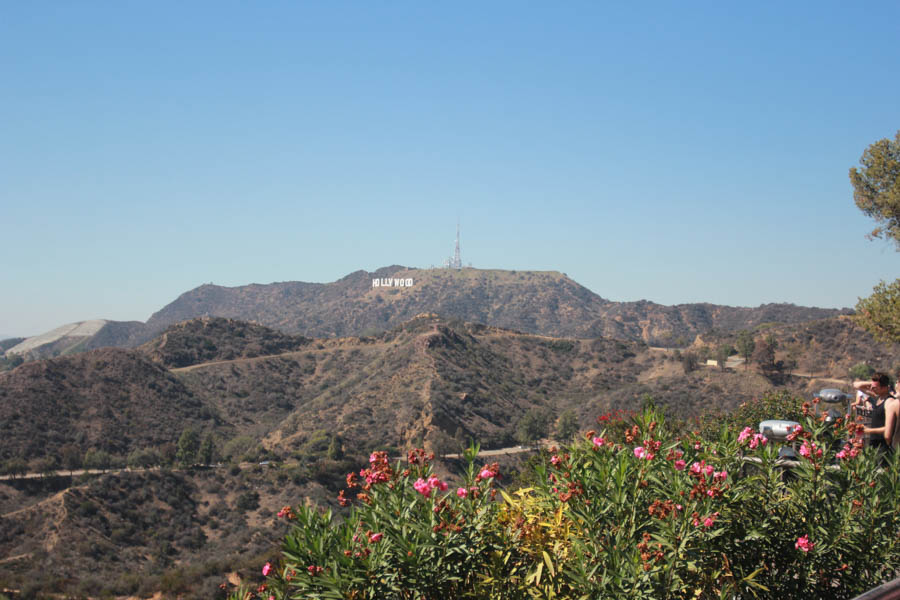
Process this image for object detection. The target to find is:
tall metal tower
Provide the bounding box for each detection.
[452,222,462,269]
[444,222,463,269]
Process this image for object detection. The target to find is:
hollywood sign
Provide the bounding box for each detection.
[373,278,414,288]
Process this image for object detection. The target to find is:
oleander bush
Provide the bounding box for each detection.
[238,394,900,600]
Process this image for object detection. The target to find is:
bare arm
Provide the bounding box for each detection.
[854,380,875,396]
[884,398,899,447]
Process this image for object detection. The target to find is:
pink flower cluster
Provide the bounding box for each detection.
[795,534,814,552]
[835,443,860,460]
[692,511,719,528]
[413,475,448,498]
[738,426,768,449]
[798,441,822,460]
[358,451,392,487]
[592,436,608,449]
[690,460,715,478]
[633,446,654,460]
[477,464,499,481]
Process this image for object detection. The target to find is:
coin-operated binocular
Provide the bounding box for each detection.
[818,388,851,423]
[758,419,801,460]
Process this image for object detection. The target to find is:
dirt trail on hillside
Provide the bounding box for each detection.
[170,340,395,373]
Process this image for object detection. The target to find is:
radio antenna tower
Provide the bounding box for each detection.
[452,221,462,269]
[444,222,463,269]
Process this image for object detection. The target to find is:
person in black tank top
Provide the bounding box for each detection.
[853,372,899,452]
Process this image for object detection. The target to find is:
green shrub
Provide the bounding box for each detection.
[248,402,900,599]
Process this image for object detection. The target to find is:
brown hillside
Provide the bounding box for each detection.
[0,348,224,462]
[140,316,310,368]
[170,315,799,456]
[0,468,334,598]
[140,266,846,344]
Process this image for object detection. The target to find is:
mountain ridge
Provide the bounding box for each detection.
[5,266,851,360]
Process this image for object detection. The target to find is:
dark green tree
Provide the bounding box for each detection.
[176,428,200,466]
[855,279,900,343]
[736,331,754,369]
[554,409,579,443]
[849,362,875,381]
[515,408,551,447]
[326,435,344,460]
[696,346,712,363]
[83,448,111,471]
[850,131,900,342]
[715,345,733,371]
[59,443,82,475]
[127,448,160,469]
[752,337,776,372]
[3,457,27,479]
[199,434,216,465]
[850,130,900,248]
[681,352,698,374]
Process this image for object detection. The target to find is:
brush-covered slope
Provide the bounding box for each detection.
[143,266,846,344]
[0,468,334,599]
[172,314,737,454]
[752,316,900,376]
[0,348,222,461]
[140,316,310,368]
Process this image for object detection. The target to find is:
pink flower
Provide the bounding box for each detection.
[592,436,606,448]
[413,478,432,498]
[674,459,686,471]
[704,464,714,477]
[369,453,378,463]
[713,470,727,482]
[262,562,272,576]
[369,532,383,543]
[700,512,719,528]
[457,487,467,498]
[795,535,814,552]
[550,455,561,466]
[748,433,768,449]
[693,441,702,450]
[479,467,495,479]
[634,446,646,459]
[738,426,753,443]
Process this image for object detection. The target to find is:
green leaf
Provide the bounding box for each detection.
[542,550,556,577]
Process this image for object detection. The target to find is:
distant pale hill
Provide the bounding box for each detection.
[4,319,144,359]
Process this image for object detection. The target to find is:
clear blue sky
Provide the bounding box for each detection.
[2,1,898,338]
